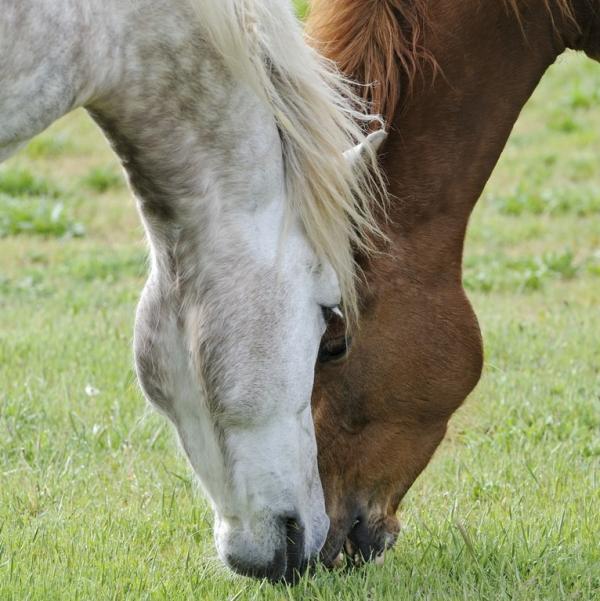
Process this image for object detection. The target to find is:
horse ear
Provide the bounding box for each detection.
[343,130,388,166]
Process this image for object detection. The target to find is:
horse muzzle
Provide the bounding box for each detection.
[320,504,400,569]
[219,509,329,583]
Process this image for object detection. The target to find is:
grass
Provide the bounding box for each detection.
[0,48,599,600]
[0,167,85,238]
[81,166,125,193]
[0,167,59,198]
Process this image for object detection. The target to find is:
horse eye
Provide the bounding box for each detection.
[318,335,351,363]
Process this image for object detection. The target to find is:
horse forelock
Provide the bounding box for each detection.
[188,0,388,323]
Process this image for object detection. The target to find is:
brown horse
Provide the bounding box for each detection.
[308,0,600,565]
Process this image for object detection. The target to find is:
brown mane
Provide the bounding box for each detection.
[306,0,576,127]
[306,0,436,125]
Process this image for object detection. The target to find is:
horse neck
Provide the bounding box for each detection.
[84,2,286,273]
[379,0,579,279]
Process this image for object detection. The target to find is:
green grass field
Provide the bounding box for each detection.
[1,47,599,600]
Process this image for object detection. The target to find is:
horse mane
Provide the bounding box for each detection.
[306,0,436,126]
[189,0,387,322]
[306,0,576,127]
[504,0,576,29]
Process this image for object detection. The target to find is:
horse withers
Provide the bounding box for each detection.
[0,0,386,581]
[309,0,600,566]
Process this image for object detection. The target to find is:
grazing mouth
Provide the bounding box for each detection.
[321,516,400,570]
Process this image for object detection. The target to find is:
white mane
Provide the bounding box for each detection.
[191,0,386,320]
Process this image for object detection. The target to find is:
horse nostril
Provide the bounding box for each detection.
[346,515,385,564]
[282,514,307,583]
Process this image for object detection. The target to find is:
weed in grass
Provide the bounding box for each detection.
[566,82,600,110]
[569,154,597,180]
[542,250,578,279]
[81,165,125,193]
[0,166,59,197]
[0,252,145,301]
[464,250,579,293]
[61,250,146,282]
[491,187,547,216]
[0,272,51,301]
[25,133,75,159]
[0,273,9,295]
[491,185,600,217]
[540,153,557,167]
[548,113,581,133]
[0,193,85,238]
[585,251,600,277]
